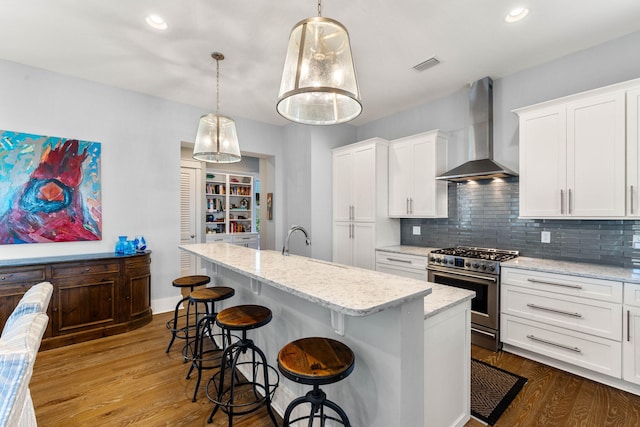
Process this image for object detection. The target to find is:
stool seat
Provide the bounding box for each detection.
[215,304,272,330]
[190,286,235,302]
[173,275,211,289]
[278,337,355,386]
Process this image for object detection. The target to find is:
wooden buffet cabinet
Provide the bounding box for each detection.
[0,251,152,350]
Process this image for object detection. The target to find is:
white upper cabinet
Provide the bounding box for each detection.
[627,88,640,217]
[388,130,448,218]
[516,82,631,219]
[333,140,378,222]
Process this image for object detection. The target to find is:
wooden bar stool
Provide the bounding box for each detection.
[277,337,355,426]
[185,286,235,402]
[165,275,211,354]
[207,304,279,426]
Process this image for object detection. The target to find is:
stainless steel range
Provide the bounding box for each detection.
[427,246,519,351]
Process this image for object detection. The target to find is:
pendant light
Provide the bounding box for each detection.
[193,52,241,163]
[276,0,362,125]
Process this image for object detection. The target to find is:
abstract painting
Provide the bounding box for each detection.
[0,130,102,244]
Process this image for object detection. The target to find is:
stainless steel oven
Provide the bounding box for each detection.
[427,247,518,351]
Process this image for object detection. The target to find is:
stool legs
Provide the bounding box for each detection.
[186,313,231,402]
[282,384,351,427]
[165,295,190,353]
[207,332,279,426]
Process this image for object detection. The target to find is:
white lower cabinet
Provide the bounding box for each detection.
[502,314,621,377]
[623,283,640,385]
[375,250,427,281]
[376,250,470,427]
[334,222,376,270]
[501,266,640,395]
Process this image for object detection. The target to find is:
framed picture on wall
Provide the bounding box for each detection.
[0,130,102,244]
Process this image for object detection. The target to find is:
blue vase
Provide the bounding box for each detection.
[134,235,147,252]
[115,236,127,255]
[125,240,136,255]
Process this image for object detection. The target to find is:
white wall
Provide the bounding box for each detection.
[0,59,285,313]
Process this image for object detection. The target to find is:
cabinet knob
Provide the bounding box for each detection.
[0,274,13,280]
[190,234,195,238]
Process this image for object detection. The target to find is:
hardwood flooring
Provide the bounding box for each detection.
[30,311,640,426]
[30,311,281,427]
[466,347,640,427]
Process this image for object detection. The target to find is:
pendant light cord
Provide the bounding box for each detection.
[318,0,321,16]
[215,57,220,115]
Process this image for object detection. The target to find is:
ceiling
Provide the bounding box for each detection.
[1,0,639,127]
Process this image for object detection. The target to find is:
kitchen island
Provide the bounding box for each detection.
[180,243,472,426]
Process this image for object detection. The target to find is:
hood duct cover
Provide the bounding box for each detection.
[437,77,517,182]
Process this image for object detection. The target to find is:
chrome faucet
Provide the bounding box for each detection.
[282,225,311,256]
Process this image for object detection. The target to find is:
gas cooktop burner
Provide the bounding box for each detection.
[431,246,519,262]
[428,246,519,274]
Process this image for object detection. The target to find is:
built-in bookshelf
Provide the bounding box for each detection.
[205,172,256,239]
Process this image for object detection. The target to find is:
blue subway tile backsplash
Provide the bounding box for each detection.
[400,177,640,268]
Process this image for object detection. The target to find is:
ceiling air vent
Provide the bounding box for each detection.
[413,57,440,72]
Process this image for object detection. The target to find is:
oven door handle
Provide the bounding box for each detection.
[429,269,497,283]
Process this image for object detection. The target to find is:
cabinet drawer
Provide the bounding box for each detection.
[501,314,622,378]
[52,262,120,278]
[624,282,640,308]
[501,267,622,303]
[502,284,621,340]
[125,255,151,271]
[0,266,46,284]
[375,251,427,272]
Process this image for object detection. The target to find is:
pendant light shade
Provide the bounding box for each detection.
[193,52,241,163]
[277,3,362,125]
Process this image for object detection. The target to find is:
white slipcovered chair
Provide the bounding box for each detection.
[0,282,53,427]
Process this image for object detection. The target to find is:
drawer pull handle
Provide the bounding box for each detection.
[526,334,582,353]
[527,278,582,289]
[526,303,583,318]
[84,267,91,272]
[628,310,631,342]
[471,327,496,338]
[386,257,412,264]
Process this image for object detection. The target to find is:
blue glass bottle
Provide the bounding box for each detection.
[115,236,127,255]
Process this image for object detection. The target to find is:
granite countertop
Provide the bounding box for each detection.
[423,284,475,319]
[179,243,432,317]
[501,257,640,284]
[377,245,437,257]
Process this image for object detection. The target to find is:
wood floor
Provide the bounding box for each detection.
[31,311,640,426]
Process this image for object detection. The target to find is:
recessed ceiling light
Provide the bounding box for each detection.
[145,14,167,30]
[504,7,529,23]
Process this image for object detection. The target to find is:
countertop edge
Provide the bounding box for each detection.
[501,256,640,284]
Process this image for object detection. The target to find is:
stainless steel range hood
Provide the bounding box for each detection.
[436,77,517,182]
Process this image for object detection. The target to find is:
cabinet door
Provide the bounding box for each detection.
[333,150,353,222]
[518,105,567,217]
[55,275,117,334]
[623,306,640,385]
[388,141,412,217]
[352,222,376,270]
[627,88,640,217]
[332,222,353,266]
[124,255,151,322]
[352,144,377,222]
[567,92,626,217]
[411,138,438,216]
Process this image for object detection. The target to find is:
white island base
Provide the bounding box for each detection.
[180,243,472,427]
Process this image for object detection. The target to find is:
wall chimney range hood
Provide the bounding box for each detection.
[436,77,517,182]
